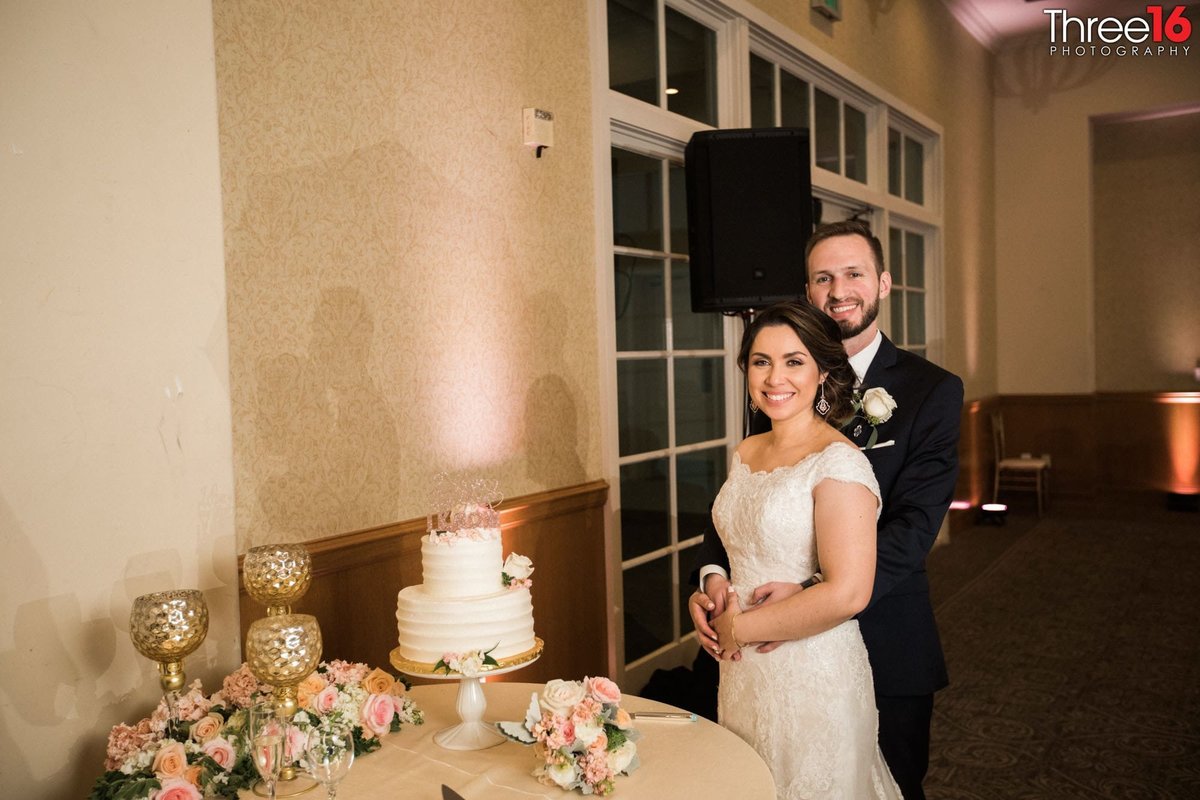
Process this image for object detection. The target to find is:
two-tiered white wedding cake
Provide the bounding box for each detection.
[395,505,536,666]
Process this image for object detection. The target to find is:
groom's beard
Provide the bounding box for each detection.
[835,294,881,341]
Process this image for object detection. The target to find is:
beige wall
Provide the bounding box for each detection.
[0,2,239,797]
[1093,112,1200,392]
[994,37,1200,394]
[212,0,602,548]
[745,0,998,400]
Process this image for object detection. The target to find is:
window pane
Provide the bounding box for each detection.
[814,88,840,174]
[674,357,725,446]
[888,128,902,197]
[906,291,926,346]
[905,231,925,286]
[665,8,716,126]
[749,54,774,129]
[608,0,657,105]
[888,227,903,284]
[676,446,727,538]
[904,136,925,204]
[620,458,670,560]
[612,148,663,251]
[614,256,666,351]
[678,543,700,636]
[618,359,668,456]
[671,261,722,350]
[780,70,808,130]
[668,162,688,255]
[623,556,673,661]
[889,291,904,343]
[844,103,867,183]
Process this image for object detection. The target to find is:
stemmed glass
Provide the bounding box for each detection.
[248,702,284,800]
[306,725,355,799]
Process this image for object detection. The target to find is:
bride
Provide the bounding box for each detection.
[693,301,901,799]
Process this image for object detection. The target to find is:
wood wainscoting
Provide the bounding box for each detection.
[238,480,610,685]
[951,392,1200,523]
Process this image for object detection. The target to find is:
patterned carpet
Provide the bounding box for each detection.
[926,499,1200,799]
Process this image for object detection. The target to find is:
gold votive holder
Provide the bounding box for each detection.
[243,543,313,615]
[129,589,209,731]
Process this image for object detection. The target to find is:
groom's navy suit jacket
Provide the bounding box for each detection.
[698,334,963,697]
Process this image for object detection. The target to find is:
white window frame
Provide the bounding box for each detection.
[591,0,946,689]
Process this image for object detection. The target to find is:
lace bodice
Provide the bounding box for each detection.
[713,442,881,594]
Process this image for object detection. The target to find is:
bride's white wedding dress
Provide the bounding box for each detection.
[713,442,902,800]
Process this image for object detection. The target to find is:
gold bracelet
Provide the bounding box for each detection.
[730,614,745,650]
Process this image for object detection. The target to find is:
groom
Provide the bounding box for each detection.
[690,219,963,800]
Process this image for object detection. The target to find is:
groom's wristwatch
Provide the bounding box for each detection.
[800,572,824,589]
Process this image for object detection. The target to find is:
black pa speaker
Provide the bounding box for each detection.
[685,128,814,312]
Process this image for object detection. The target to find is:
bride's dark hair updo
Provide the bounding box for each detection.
[736,300,856,423]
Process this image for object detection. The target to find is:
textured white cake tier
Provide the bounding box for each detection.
[395,585,535,663]
[421,530,504,598]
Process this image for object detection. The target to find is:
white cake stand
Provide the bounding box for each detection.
[391,638,542,751]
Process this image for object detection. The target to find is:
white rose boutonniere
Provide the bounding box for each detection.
[846,387,898,448]
[859,387,897,425]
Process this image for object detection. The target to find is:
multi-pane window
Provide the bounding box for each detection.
[887,226,928,357]
[611,146,728,666]
[602,0,943,683]
[608,0,717,126]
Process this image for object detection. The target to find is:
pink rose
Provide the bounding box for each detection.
[152,741,188,780]
[584,676,621,705]
[360,693,395,738]
[284,724,308,762]
[154,777,202,800]
[201,736,236,770]
[313,684,340,715]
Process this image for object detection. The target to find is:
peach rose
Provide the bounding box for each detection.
[201,736,236,770]
[189,712,223,744]
[313,684,340,715]
[183,765,202,787]
[362,667,395,696]
[612,707,634,730]
[584,676,621,705]
[297,672,329,710]
[155,777,201,800]
[152,740,188,780]
[388,680,407,699]
[360,693,394,738]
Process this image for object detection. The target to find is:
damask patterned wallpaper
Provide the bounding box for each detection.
[213,0,600,547]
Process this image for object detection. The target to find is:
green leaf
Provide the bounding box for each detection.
[866,427,879,448]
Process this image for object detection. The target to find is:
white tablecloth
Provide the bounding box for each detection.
[272,681,776,799]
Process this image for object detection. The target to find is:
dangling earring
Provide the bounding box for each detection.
[749,398,758,414]
[815,381,831,417]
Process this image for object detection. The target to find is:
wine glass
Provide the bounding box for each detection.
[248,702,284,800]
[306,725,355,799]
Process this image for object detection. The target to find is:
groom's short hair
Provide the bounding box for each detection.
[804,219,886,277]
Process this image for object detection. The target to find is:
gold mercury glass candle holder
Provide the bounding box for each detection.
[246,612,323,792]
[243,543,313,615]
[129,589,209,732]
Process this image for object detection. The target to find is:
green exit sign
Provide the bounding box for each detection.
[811,0,841,20]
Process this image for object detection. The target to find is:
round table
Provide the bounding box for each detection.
[300,681,776,799]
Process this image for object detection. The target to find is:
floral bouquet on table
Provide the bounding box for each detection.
[90,660,422,800]
[497,677,641,796]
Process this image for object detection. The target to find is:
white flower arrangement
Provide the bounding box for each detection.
[434,645,500,677]
[497,677,640,796]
